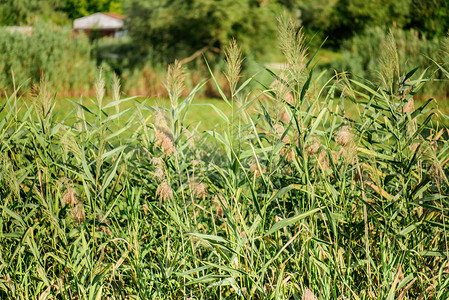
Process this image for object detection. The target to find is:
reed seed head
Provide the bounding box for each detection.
[151,157,165,181]
[225,38,243,95]
[331,150,339,165]
[59,178,78,207]
[156,181,173,203]
[60,130,83,162]
[71,202,85,224]
[403,97,415,114]
[306,139,320,156]
[278,12,308,85]
[75,97,85,132]
[274,123,285,140]
[318,149,329,172]
[164,60,185,107]
[279,109,291,123]
[154,109,175,156]
[302,288,317,300]
[155,110,169,129]
[95,67,105,108]
[270,71,294,105]
[214,195,224,218]
[155,128,175,156]
[0,152,20,199]
[430,161,446,183]
[112,73,121,114]
[335,126,358,165]
[335,126,353,146]
[151,157,164,166]
[97,225,112,236]
[194,182,208,200]
[63,187,77,207]
[112,73,121,102]
[281,146,293,161]
[33,76,54,120]
[378,30,399,93]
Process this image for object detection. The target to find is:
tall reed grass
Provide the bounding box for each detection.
[336,26,449,99]
[0,16,448,299]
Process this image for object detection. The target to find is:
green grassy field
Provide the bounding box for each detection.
[5,94,448,132]
[2,96,230,130]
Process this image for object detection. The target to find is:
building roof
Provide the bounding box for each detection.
[103,12,124,20]
[74,12,124,30]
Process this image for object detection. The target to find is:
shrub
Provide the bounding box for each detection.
[335,26,448,99]
[0,22,97,96]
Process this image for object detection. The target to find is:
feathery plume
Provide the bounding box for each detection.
[213,194,228,218]
[164,60,185,108]
[403,97,418,140]
[71,202,85,224]
[155,127,175,156]
[156,181,173,204]
[60,129,83,162]
[75,97,85,132]
[33,76,54,120]
[306,139,320,156]
[335,126,358,164]
[62,185,77,207]
[403,97,415,114]
[0,153,20,199]
[318,149,329,172]
[274,123,285,140]
[281,144,293,161]
[339,71,356,100]
[112,73,121,114]
[193,182,208,200]
[59,178,86,224]
[95,67,105,109]
[335,126,353,146]
[278,12,308,86]
[378,30,399,93]
[151,157,166,181]
[270,70,294,105]
[302,288,317,300]
[154,110,175,156]
[331,150,339,165]
[225,38,243,95]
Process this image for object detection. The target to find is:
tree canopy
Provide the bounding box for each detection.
[124,0,289,62]
[0,0,447,66]
[297,0,449,47]
[0,0,122,25]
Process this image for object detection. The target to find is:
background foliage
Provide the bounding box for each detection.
[0,23,97,96]
[1,0,449,98]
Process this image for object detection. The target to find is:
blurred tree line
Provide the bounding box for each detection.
[122,0,449,60]
[0,0,122,25]
[1,0,448,57]
[0,0,448,97]
[298,0,449,48]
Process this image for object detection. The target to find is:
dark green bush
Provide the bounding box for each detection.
[0,23,97,96]
[335,27,448,99]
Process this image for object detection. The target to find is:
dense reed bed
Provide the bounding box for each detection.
[0,16,448,299]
